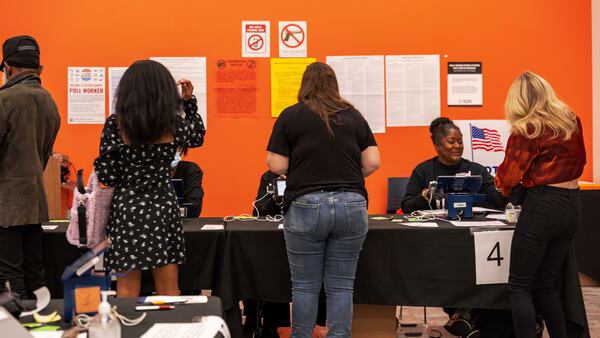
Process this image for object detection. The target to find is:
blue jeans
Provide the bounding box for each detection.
[284,191,368,338]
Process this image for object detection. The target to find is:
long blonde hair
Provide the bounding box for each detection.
[504,71,577,140]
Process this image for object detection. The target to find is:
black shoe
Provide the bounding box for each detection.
[444,318,472,337]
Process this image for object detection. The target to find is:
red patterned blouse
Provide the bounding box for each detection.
[495,117,586,197]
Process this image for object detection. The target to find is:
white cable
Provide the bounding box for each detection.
[74,307,146,329]
[222,192,283,223]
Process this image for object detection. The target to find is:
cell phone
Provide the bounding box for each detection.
[273,179,286,197]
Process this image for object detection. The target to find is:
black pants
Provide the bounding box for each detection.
[0,224,45,299]
[509,186,581,338]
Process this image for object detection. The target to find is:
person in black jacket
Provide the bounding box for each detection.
[252,171,281,217]
[400,117,508,214]
[172,147,204,217]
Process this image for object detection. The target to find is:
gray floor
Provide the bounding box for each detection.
[397,287,600,337]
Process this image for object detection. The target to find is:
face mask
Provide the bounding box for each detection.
[171,151,182,169]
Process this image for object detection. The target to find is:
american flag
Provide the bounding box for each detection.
[471,125,504,152]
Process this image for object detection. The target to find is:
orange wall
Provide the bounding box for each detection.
[3,0,593,216]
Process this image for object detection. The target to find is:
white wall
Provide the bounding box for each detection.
[594,0,600,182]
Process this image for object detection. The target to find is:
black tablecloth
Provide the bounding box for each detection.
[19,297,222,338]
[42,218,225,297]
[575,189,600,282]
[214,216,589,338]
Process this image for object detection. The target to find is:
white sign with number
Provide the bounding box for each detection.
[473,230,514,285]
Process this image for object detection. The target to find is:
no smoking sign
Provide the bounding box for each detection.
[279,21,307,57]
[242,21,270,58]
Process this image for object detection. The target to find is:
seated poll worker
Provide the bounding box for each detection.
[171,146,204,217]
[400,117,508,214]
[400,117,514,338]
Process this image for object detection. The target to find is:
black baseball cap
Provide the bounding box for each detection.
[0,35,40,72]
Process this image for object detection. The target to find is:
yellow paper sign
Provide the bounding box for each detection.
[270,58,316,117]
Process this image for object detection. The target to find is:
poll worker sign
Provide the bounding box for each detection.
[279,21,307,57]
[455,120,510,176]
[473,230,514,285]
[242,21,270,58]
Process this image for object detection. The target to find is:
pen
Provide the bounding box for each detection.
[135,305,175,311]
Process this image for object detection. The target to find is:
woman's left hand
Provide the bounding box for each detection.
[177,79,194,101]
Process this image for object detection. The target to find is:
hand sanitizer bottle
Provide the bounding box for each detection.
[88,290,121,338]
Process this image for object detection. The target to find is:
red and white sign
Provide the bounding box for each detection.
[279,21,307,58]
[455,120,510,176]
[242,21,270,57]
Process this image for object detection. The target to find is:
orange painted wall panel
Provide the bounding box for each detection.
[3,0,592,216]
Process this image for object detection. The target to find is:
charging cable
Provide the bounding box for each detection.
[74,306,146,329]
[223,192,283,223]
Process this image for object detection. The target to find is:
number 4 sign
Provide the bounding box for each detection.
[473,230,514,285]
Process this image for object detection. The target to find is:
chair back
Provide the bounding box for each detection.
[387,177,410,214]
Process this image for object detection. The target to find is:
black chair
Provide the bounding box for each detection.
[386,177,410,214]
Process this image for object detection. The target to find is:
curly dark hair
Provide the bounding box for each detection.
[115,60,181,146]
[429,117,460,145]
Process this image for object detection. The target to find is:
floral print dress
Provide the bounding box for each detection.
[94,98,205,271]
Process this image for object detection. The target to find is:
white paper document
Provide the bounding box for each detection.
[31,333,86,338]
[141,323,209,338]
[447,62,482,106]
[399,222,439,228]
[386,55,440,126]
[326,55,386,133]
[474,230,514,284]
[201,224,224,230]
[108,67,127,115]
[486,213,508,221]
[449,220,505,227]
[68,67,106,124]
[472,207,503,213]
[141,295,208,304]
[150,57,208,128]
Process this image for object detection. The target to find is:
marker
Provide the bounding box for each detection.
[135,305,175,311]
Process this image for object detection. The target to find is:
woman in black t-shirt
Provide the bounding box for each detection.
[266,62,380,337]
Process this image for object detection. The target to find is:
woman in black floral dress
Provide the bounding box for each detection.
[94,60,205,296]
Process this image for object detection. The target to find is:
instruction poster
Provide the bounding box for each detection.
[386,55,441,126]
[448,62,482,106]
[67,67,106,124]
[279,21,307,58]
[326,55,385,133]
[242,21,270,58]
[108,67,126,115]
[214,59,258,117]
[270,58,316,117]
[150,57,208,127]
